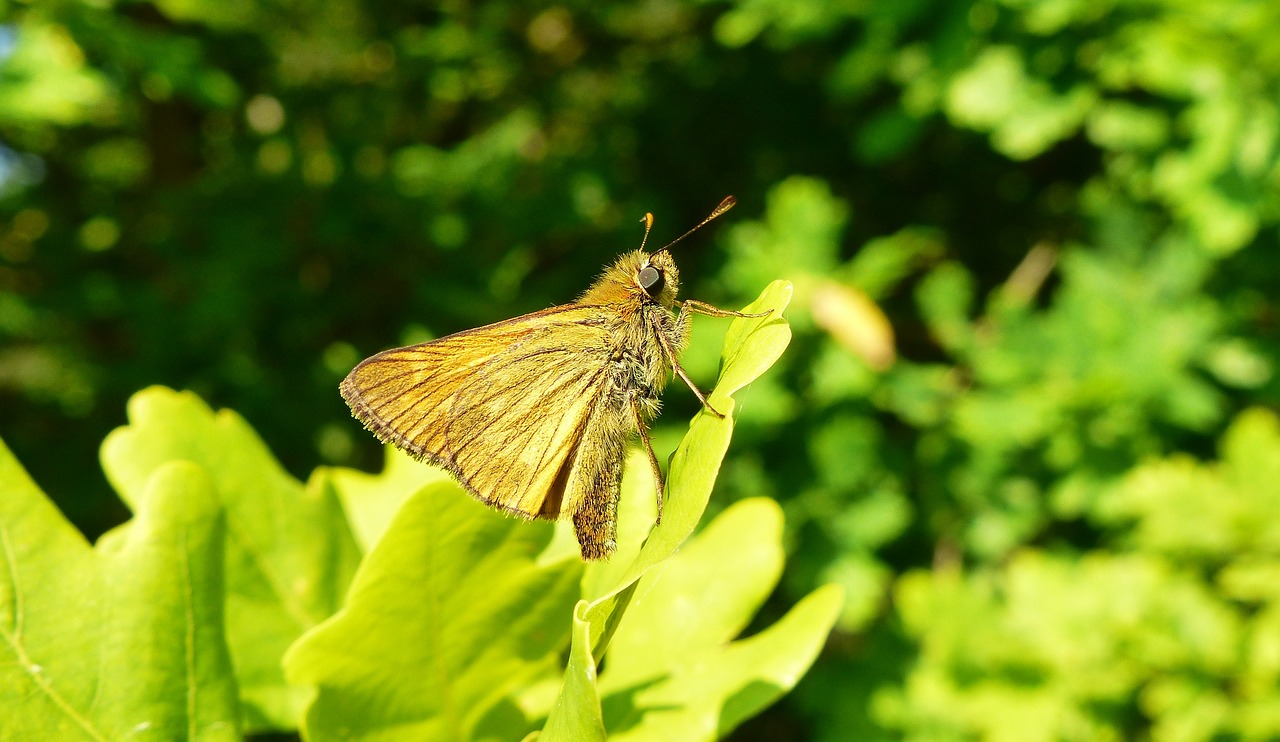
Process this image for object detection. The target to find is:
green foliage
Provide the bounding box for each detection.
[2,282,835,740]
[4,0,1280,738]
[881,408,1280,741]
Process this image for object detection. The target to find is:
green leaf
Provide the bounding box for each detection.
[598,499,842,741]
[100,386,361,731]
[714,281,797,407]
[282,479,583,742]
[539,602,607,742]
[0,438,240,740]
[324,446,458,551]
[607,583,844,742]
[719,180,849,320]
[889,552,1239,741]
[601,499,785,692]
[944,46,1096,159]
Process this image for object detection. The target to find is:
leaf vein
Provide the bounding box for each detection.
[0,524,108,742]
[181,530,198,741]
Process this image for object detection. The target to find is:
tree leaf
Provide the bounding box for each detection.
[669,583,844,739]
[601,499,785,691]
[607,587,843,742]
[323,446,458,551]
[599,500,842,741]
[100,386,362,730]
[0,438,240,740]
[283,479,583,742]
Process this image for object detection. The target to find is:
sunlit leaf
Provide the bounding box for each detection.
[0,439,239,740]
[100,387,361,730]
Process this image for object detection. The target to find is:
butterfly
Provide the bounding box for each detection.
[340,196,765,559]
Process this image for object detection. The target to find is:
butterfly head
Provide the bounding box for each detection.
[636,249,680,307]
[577,249,679,308]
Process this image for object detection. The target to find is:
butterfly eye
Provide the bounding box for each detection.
[638,265,664,297]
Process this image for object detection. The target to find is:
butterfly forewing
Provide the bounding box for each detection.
[340,304,614,518]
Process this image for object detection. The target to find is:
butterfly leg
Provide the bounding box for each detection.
[675,362,723,417]
[679,298,772,321]
[630,395,666,524]
[663,299,772,418]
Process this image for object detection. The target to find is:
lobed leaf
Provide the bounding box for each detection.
[283,479,583,741]
[0,439,239,740]
[100,387,361,730]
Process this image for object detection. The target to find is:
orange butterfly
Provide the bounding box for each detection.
[341,197,764,559]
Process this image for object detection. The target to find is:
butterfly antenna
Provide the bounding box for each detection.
[652,195,736,255]
[638,212,655,252]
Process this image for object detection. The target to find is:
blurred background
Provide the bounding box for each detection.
[3,0,1280,739]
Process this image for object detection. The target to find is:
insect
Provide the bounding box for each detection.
[340,196,766,560]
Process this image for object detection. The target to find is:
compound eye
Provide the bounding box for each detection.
[638,265,664,297]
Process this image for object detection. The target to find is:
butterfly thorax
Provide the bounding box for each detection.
[575,249,688,420]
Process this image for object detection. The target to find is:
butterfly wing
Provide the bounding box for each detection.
[339,304,616,518]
